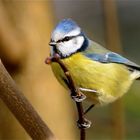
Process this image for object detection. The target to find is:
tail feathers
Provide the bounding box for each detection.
[129,65,140,71]
[131,70,140,80]
[136,77,140,80]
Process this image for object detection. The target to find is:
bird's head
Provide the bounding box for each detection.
[49,19,88,58]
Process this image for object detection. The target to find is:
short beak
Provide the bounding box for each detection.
[49,41,58,54]
[49,42,57,47]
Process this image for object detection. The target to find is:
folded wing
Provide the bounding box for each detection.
[85,52,140,71]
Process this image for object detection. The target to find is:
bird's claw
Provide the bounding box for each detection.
[71,93,86,102]
[77,118,92,129]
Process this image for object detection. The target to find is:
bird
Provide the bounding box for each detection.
[49,19,140,106]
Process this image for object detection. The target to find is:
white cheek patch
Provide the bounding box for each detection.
[57,36,84,57]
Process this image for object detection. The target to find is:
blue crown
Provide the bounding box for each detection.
[54,19,80,34]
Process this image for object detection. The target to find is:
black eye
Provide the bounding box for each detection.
[62,36,70,42]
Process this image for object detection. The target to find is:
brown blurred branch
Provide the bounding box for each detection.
[46,54,91,140]
[0,2,25,65]
[0,59,56,140]
[102,0,125,140]
[102,0,122,53]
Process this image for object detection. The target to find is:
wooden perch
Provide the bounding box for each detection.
[0,59,56,140]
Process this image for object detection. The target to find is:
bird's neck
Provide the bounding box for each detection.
[77,33,89,53]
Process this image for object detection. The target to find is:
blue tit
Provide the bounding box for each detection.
[49,19,140,106]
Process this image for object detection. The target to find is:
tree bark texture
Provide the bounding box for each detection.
[0,60,56,140]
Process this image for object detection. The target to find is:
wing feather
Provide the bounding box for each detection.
[85,52,140,71]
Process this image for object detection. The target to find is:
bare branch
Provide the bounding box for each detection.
[46,54,91,140]
[0,59,57,140]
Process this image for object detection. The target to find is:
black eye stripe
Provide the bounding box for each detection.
[57,36,73,43]
[57,34,81,43]
[62,36,70,41]
[56,40,61,43]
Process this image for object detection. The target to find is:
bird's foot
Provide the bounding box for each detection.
[71,91,86,102]
[77,118,92,129]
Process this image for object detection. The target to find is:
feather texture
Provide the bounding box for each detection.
[51,53,137,105]
[50,19,140,105]
[84,40,140,71]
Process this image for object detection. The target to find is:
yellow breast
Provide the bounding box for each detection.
[51,53,135,105]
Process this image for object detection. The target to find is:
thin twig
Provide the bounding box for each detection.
[0,59,57,140]
[46,54,90,140]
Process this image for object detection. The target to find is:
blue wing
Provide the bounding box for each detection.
[85,52,140,71]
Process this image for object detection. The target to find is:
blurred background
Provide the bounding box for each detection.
[0,0,140,140]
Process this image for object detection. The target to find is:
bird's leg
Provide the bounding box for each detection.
[78,87,96,114]
[84,104,95,115]
[72,90,91,129]
[76,104,94,129]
